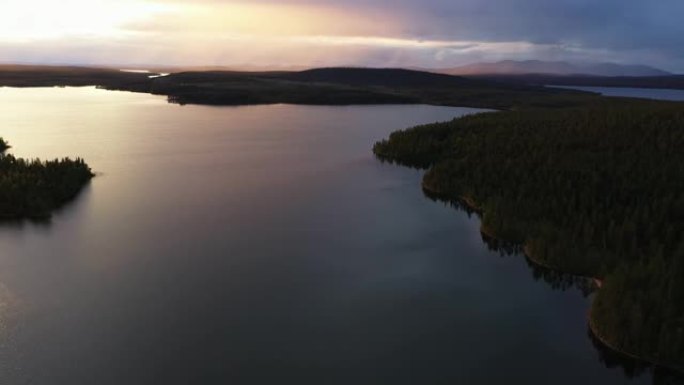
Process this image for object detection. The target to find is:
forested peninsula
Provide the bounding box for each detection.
[374,100,684,372]
[0,139,94,220]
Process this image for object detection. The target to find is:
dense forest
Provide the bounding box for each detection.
[0,140,94,219]
[374,99,684,372]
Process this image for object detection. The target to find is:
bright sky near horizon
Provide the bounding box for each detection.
[1,0,683,71]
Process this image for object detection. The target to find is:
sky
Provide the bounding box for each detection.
[1,0,683,72]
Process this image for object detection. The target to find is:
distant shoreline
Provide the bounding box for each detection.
[0,65,604,111]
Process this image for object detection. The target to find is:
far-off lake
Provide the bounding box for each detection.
[551,85,684,101]
[0,87,670,384]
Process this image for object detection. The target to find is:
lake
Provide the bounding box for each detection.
[0,87,663,384]
[550,85,684,101]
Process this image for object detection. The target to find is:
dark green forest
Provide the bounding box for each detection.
[0,140,94,219]
[374,100,684,372]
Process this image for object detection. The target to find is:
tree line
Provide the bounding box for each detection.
[374,99,684,371]
[0,139,93,219]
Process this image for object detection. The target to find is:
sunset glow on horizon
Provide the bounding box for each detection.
[1,0,683,71]
[0,0,178,41]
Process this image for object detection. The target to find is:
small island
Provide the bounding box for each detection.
[374,99,684,372]
[0,138,94,220]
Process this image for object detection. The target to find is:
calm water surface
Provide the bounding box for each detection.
[550,85,684,101]
[0,87,661,384]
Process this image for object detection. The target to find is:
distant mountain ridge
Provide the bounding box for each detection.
[439,60,671,77]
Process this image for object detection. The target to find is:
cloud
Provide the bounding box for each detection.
[2,0,683,71]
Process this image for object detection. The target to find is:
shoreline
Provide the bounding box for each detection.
[587,306,684,374]
[421,179,684,375]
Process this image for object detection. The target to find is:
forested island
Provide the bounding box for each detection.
[374,99,684,372]
[0,139,94,220]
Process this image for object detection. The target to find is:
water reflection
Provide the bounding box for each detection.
[523,257,595,297]
[422,186,684,384]
[0,217,51,229]
[0,184,93,229]
[1,87,680,384]
[589,330,684,385]
[423,187,596,293]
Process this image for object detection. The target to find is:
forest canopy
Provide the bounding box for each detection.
[0,140,94,220]
[374,99,684,372]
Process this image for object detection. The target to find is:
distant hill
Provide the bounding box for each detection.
[149,64,310,73]
[0,64,601,109]
[439,60,671,77]
[163,67,488,89]
[277,67,479,87]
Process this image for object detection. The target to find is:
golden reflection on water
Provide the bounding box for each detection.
[0,86,166,161]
